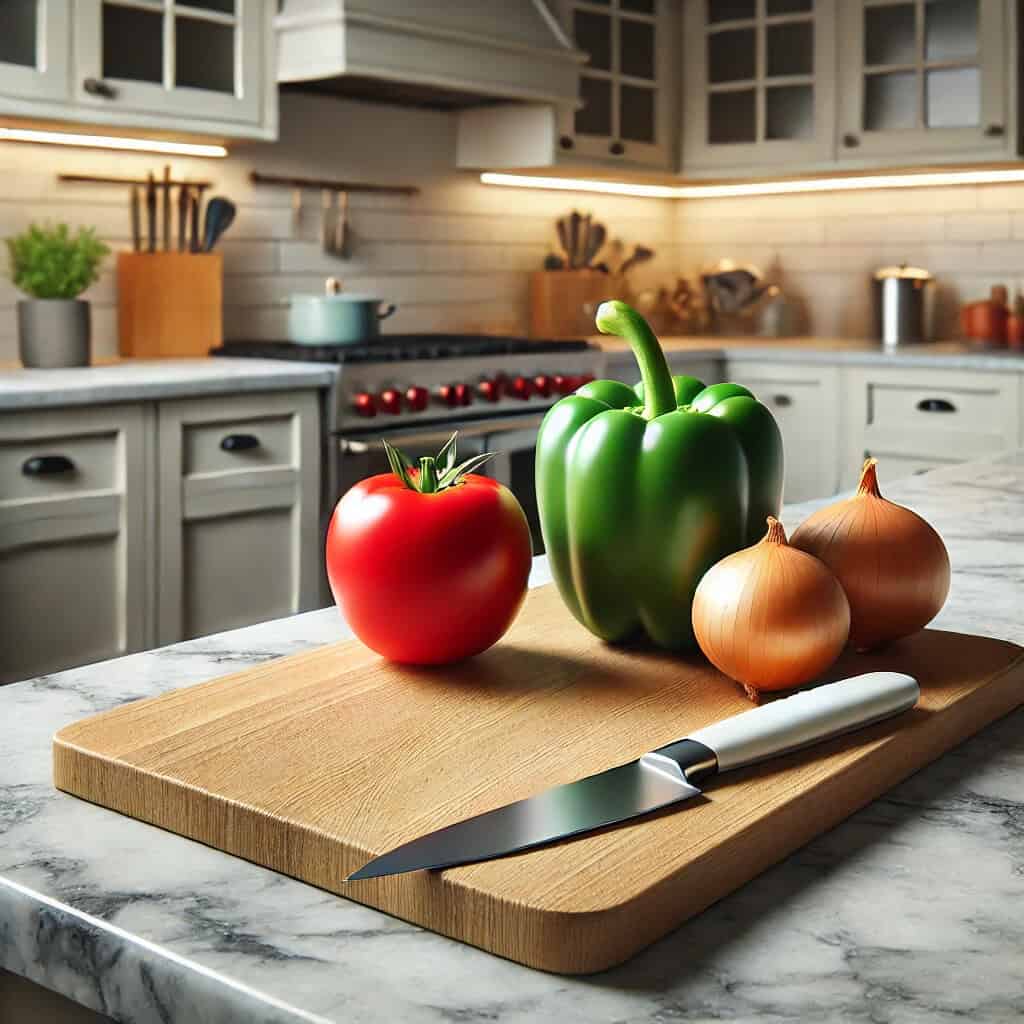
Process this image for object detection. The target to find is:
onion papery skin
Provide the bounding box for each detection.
[692,517,851,696]
[790,459,950,651]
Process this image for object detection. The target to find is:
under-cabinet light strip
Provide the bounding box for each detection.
[480,168,1024,199]
[0,127,227,158]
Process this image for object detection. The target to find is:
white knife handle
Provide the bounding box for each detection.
[687,672,919,773]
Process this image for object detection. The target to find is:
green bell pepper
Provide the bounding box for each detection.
[535,300,784,650]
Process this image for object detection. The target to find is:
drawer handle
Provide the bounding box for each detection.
[220,433,261,452]
[772,394,793,408]
[22,454,76,477]
[917,398,956,413]
[83,76,118,99]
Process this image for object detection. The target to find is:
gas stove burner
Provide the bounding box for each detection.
[212,335,595,364]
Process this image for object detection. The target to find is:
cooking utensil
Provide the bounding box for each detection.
[579,211,592,268]
[874,263,936,347]
[321,189,334,255]
[702,262,768,315]
[145,173,156,254]
[556,216,571,266]
[291,188,303,235]
[177,184,189,253]
[189,191,200,253]
[289,277,397,345]
[568,210,581,269]
[130,186,141,252]
[348,671,920,880]
[334,190,349,258]
[162,165,171,251]
[201,196,236,252]
[581,221,606,268]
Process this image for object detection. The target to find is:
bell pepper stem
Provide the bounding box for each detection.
[418,456,438,493]
[595,300,676,419]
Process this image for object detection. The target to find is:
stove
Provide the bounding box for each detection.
[212,335,607,432]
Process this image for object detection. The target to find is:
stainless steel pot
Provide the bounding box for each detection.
[873,264,935,347]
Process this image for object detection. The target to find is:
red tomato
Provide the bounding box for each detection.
[326,472,532,664]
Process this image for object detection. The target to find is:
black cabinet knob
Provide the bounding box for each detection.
[559,135,575,150]
[609,141,625,156]
[772,394,793,408]
[916,398,956,413]
[842,133,860,148]
[22,454,76,476]
[83,77,118,99]
[984,124,1005,137]
[220,434,261,452]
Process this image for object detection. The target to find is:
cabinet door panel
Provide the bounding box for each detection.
[0,405,148,684]
[837,0,1009,161]
[156,392,320,646]
[0,0,70,102]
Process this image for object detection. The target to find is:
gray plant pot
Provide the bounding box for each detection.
[18,299,91,369]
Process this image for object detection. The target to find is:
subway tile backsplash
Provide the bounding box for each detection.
[3,87,1024,359]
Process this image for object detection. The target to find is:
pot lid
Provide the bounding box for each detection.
[874,263,933,281]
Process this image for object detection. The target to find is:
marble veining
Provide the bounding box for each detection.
[2,460,1024,1022]
[0,359,336,410]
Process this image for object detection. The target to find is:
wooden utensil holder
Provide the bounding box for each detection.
[118,252,223,358]
[529,270,617,339]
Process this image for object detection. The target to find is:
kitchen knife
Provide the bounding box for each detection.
[130,185,141,252]
[582,221,606,268]
[145,173,156,254]
[162,164,171,251]
[347,671,919,881]
[568,209,581,269]
[189,191,201,253]
[177,184,190,253]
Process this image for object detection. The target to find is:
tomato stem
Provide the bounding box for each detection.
[418,456,438,493]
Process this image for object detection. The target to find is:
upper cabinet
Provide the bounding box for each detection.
[0,0,276,141]
[0,0,70,101]
[836,0,1011,162]
[457,0,678,173]
[683,0,836,174]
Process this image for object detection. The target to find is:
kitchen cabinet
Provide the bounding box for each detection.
[727,360,841,503]
[0,404,150,685]
[0,0,276,141]
[156,391,321,645]
[839,365,1020,489]
[682,0,837,175]
[0,0,71,102]
[605,350,723,388]
[836,0,1012,164]
[457,0,678,172]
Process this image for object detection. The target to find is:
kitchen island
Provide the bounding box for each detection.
[2,453,1024,1023]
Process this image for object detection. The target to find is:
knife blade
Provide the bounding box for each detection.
[162,164,171,251]
[347,672,919,881]
[177,184,190,253]
[145,173,156,254]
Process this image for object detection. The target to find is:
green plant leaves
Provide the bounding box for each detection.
[5,223,111,300]
[383,432,496,493]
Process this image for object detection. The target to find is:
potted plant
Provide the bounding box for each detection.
[6,223,110,368]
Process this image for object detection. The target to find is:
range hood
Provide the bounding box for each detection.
[276,0,585,110]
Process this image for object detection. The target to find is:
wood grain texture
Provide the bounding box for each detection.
[53,585,1024,974]
[117,253,223,359]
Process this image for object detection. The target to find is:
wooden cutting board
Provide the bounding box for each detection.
[54,585,1024,974]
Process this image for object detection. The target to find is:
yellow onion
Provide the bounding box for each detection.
[790,458,950,652]
[692,517,851,700]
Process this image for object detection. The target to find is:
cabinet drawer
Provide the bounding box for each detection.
[0,422,120,502]
[869,379,1014,433]
[183,413,299,477]
[862,451,956,481]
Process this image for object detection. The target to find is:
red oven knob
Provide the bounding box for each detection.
[379,388,402,415]
[533,374,552,397]
[437,384,458,408]
[510,375,532,400]
[478,378,501,403]
[454,383,472,406]
[578,373,595,386]
[352,391,377,418]
[554,374,579,395]
[405,385,429,412]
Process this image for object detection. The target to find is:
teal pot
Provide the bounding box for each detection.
[289,291,397,346]
[18,299,91,368]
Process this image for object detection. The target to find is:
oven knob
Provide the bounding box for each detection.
[379,388,402,415]
[478,378,501,403]
[554,374,579,395]
[437,384,458,408]
[510,375,532,400]
[578,373,595,386]
[454,383,472,406]
[406,385,429,412]
[533,374,552,397]
[352,391,377,418]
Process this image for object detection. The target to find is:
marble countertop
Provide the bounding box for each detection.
[3,455,1024,1023]
[0,358,337,410]
[594,334,1024,372]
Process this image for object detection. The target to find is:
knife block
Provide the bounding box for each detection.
[529,270,617,339]
[117,252,223,358]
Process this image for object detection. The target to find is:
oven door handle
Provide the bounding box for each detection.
[338,415,546,455]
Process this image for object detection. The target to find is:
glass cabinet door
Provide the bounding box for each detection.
[73,0,263,125]
[0,0,70,102]
[682,0,836,173]
[837,0,1008,160]
[560,0,673,168]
